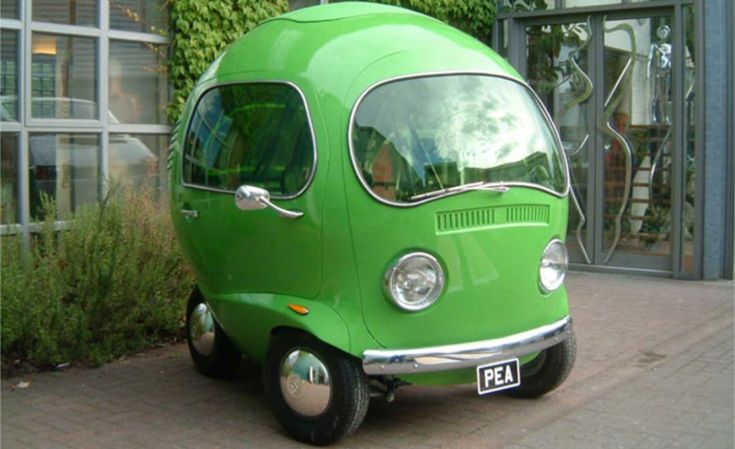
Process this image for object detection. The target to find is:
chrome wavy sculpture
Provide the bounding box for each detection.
[557,19,593,264]
[599,18,636,264]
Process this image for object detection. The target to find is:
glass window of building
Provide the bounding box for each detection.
[564,0,648,6]
[563,0,618,6]
[32,0,98,27]
[682,3,697,273]
[109,134,168,192]
[31,33,98,120]
[29,133,99,220]
[109,41,168,124]
[500,0,555,13]
[110,0,169,34]
[1,30,18,122]
[289,0,322,10]
[2,0,171,233]
[0,0,19,19]
[1,133,18,224]
[498,0,735,279]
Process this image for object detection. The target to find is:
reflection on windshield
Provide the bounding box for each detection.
[351,75,566,203]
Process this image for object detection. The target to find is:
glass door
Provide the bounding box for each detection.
[525,11,681,271]
[526,20,594,264]
[600,15,674,269]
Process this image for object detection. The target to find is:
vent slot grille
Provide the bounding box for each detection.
[436,205,549,233]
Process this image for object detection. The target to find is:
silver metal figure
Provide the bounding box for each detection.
[647,25,673,124]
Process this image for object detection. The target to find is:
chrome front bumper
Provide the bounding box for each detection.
[362,316,572,375]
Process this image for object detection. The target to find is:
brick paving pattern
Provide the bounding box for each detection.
[2,272,733,448]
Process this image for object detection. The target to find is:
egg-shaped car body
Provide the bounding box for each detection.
[170,2,576,445]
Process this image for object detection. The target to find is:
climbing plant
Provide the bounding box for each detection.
[372,0,496,43]
[168,0,497,122]
[168,0,289,121]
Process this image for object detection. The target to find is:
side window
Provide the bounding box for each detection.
[183,83,314,197]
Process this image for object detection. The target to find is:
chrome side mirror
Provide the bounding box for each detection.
[234,185,269,211]
[234,185,304,219]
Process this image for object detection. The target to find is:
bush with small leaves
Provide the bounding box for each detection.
[1,186,194,370]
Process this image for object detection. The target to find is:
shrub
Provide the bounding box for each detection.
[1,186,194,369]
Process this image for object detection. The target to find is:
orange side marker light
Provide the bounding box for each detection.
[288,304,310,316]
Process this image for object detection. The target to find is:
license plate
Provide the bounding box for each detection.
[476,358,520,395]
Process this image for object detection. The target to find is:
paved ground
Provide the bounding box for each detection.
[2,272,733,449]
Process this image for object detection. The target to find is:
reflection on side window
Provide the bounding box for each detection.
[183,83,314,197]
[352,75,566,203]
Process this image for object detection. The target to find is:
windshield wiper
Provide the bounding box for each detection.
[410,181,510,201]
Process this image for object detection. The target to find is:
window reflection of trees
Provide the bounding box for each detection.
[353,75,565,203]
[184,84,314,196]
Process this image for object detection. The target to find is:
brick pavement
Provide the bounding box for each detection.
[2,272,733,449]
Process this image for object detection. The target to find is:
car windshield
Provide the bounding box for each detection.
[351,75,567,203]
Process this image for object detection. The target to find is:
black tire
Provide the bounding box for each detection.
[264,331,370,445]
[186,286,241,378]
[509,330,577,398]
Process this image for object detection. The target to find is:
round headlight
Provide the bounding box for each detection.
[539,239,568,293]
[384,252,444,311]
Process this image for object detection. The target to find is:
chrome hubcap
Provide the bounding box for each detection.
[189,303,215,356]
[279,349,331,417]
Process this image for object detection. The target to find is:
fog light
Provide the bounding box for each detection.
[539,239,568,293]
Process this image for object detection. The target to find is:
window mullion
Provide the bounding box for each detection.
[19,0,31,238]
[100,0,110,197]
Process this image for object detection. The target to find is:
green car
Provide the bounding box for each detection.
[170,2,575,445]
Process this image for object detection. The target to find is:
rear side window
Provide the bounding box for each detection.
[183,83,315,197]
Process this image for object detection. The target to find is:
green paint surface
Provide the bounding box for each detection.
[170,3,570,385]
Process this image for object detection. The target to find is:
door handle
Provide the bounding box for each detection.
[180,209,199,219]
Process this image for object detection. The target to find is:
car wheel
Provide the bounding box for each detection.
[509,329,576,398]
[186,286,241,378]
[264,331,370,445]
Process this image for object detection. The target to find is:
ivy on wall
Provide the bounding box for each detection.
[372,0,496,43]
[168,0,289,121]
[168,0,497,122]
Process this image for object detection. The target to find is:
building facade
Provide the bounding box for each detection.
[2,0,732,279]
[493,0,733,279]
[1,0,170,235]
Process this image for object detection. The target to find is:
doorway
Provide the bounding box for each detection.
[522,10,696,273]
